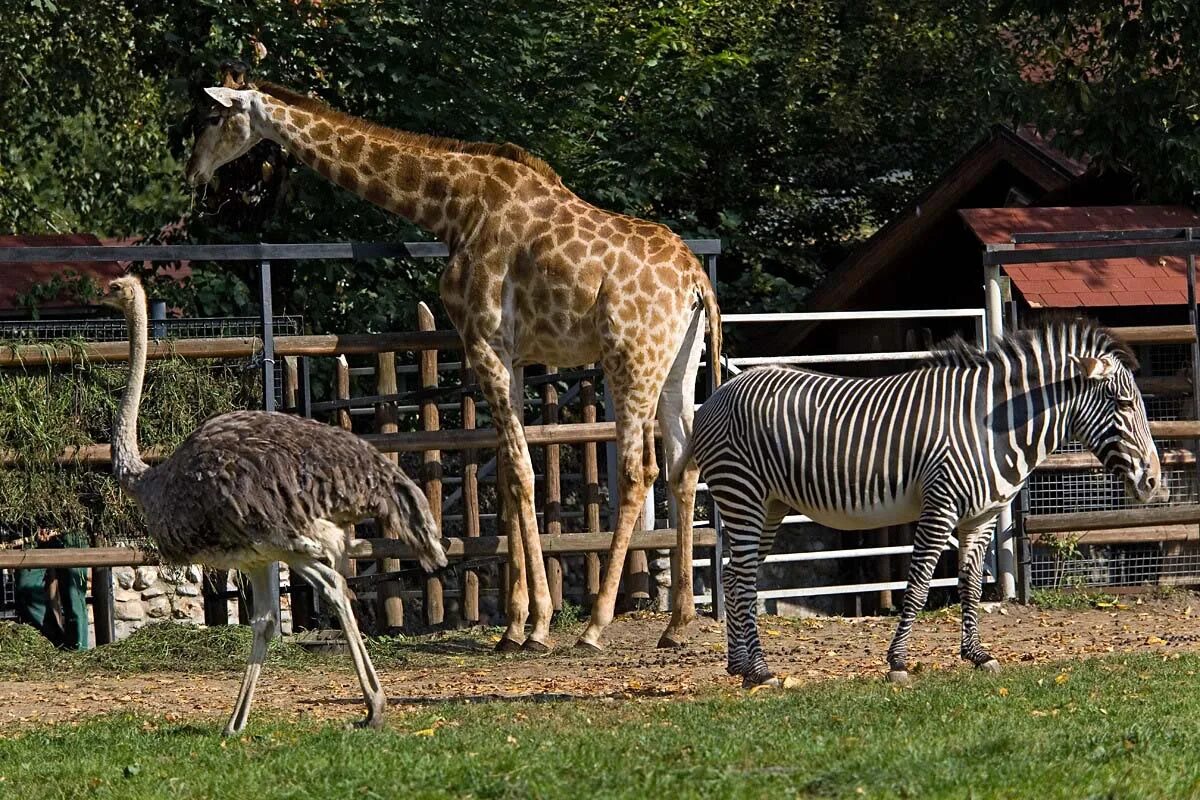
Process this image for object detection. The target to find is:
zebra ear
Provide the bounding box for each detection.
[1071,354,1117,381]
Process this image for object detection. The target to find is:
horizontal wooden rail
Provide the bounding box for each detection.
[1024,504,1200,534]
[362,421,641,453]
[349,528,717,560]
[1028,524,1198,545]
[1041,447,1196,470]
[1151,420,1200,438]
[1139,376,1191,394]
[0,331,463,367]
[0,528,716,569]
[1109,325,1196,345]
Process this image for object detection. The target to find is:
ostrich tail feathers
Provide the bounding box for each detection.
[382,471,446,572]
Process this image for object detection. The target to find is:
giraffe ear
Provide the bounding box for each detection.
[1071,354,1118,381]
[204,87,250,111]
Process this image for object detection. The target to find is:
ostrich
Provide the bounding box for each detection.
[103,275,446,735]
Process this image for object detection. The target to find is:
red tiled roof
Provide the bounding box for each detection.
[0,234,191,312]
[958,206,1200,308]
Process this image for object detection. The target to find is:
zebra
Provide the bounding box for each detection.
[681,319,1165,687]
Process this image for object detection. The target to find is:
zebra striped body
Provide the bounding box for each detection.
[690,320,1162,686]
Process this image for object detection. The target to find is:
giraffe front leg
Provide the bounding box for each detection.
[958,518,1000,673]
[469,351,553,653]
[886,511,956,685]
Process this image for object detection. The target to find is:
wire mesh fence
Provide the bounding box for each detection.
[1028,546,1200,590]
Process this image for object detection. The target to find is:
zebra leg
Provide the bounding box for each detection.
[739,502,788,687]
[958,518,1000,672]
[885,511,956,684]
[712,492,779,687]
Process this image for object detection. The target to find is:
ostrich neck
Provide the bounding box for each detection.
[113,298,150,489]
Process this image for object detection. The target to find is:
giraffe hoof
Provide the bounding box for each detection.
[574,638,604,653]
[886,670,912,686]
[521,638,552,654]
[656,634,685,649]
[977,659,1001,674]
[495,637,524,653]
[743,675,781,690]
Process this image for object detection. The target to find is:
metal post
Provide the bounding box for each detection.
[298,357,313,418]
[149,299,167,339]
[706,253,725,621]
[1186,230,1200,490]
[986,265,1017,600]
[258,259,281,629]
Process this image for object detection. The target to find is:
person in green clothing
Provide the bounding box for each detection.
[15,525,90,650]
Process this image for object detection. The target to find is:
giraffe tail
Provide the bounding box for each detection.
[699,275,723,388]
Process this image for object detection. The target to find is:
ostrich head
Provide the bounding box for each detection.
[102,275,145,314]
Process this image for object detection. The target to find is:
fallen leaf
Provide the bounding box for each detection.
[997,687,1009,697]
[1146,636,1167,646]
[1055,673,1069,685]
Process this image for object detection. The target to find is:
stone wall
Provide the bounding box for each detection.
[108,565,292,640]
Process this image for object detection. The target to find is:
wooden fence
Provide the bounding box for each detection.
[0,311,716,639]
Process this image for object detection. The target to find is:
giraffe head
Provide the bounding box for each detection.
[184,87,261,187]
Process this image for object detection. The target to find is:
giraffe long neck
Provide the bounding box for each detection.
[113,287,151,492]
[254,97,465,242]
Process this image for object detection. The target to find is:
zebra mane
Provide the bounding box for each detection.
[922,317,1138,371]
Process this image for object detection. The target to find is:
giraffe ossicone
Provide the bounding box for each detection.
[185,80,723,652]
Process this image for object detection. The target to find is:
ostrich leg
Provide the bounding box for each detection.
[224,565,278,736]
[291,558,387,728]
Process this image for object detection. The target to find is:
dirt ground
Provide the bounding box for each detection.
[4,596,1200,729]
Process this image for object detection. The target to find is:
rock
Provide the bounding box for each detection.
[114,587,141,603]
[115,601,146,621]
[176,583,201,597]
[114,566,135,590]
[140,584,166,599]
[172,597,203,621]
[115,620,141,640]
[185,565,203,583]
[147,595,171,619]
[134,566,158,590]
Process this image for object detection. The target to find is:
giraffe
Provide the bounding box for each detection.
[184,80,722,652]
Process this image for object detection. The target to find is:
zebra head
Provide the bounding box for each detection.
[1068,353,1166,503]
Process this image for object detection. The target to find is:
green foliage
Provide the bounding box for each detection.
[5,0,1025,332]
[3,653,1200,798]
[1000,1,1200,204]
[0,350,257,544]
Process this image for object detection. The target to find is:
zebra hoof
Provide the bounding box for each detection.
[977,659,1001,674]
[574,638,604,653]
[743,675,782,690]
[656,634,685,650]
[521,638,552,654]
[886,670,912,686]
[495,637,524,653]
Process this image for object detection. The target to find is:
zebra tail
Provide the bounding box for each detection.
[700,276,723,388]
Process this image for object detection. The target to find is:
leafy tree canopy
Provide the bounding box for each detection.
[5,1,1030,331]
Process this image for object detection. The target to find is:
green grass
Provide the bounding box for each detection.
[3,653,1200,799]
[1031,589,1120,611]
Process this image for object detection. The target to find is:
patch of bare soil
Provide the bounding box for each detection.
[4,595,1199,729]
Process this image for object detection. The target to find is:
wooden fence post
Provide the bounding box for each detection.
[283,356,299,411]
[581,367,602,605]
[461,360,481,624]
[375,350,405,632]
[543,366,564,611]
[418,302,445,626]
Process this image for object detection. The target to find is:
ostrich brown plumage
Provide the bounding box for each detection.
[104,275,446,736]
